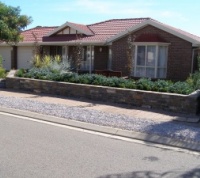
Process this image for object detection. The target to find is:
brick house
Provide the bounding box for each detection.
[0,18,200,81]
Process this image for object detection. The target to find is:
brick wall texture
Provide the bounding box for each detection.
[111,25,193,81]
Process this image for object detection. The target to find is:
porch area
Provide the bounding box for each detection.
[41,45,120,76]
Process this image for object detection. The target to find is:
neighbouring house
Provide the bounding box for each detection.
[0,18,200,81]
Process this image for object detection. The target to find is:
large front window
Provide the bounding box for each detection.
[134,44,168,78]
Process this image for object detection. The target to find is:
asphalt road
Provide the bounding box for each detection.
[0,113,200,178]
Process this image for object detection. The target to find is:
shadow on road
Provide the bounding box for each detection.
[97,167,200,178]
[141,119,200,152]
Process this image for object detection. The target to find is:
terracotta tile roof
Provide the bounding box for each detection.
[42,18,149,43]
[21,26,57,42]
[21,18,200,45]
[88,18,148,35]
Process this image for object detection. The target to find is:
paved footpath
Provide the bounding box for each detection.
[1,89,200,152]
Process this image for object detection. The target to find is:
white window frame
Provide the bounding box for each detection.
[80,46,94,71]
[134,42,169,78]
[108,46,112,70]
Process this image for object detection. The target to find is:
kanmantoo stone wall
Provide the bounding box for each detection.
[6,71,200,115]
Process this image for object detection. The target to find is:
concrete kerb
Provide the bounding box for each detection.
[0,106,200,152]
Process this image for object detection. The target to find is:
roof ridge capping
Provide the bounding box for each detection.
[22,26,57,33]
[88,17,151,26]
[106,18,200,46]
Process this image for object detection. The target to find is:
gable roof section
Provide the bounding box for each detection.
[106,19,200,46]
[42,18,148,44]
[47,22,94,36]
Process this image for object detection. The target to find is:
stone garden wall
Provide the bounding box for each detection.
[6,71,200,115]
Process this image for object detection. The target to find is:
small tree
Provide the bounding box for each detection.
[32,32,41,56]
[73,34,84,73]
[126,33,136,76]
[0,1,32,44]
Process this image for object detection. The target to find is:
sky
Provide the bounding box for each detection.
[2,0,200,36]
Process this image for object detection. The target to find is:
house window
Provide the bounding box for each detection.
[80,46,94,71]
[62,46,68,62]
[108,46,112,70]
[134,44,168,78]
[50,46,62,57]
[82,47,87,61]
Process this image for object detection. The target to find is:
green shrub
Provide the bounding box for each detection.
[152,80,172,92]
[0,55,3,68]
[136,78,154,90]
[16,67,195,95]
[0,55,6,78]
[168,81,194,95]
[0,68,6,78]
[186,55,200,90]
[15,68,26,77]
[186,71,200,90]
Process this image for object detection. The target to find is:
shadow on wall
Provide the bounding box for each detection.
[97,167,200,178]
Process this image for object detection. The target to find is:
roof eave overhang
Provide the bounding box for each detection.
[10,41,106,46]
[106,19,200,45]
[46,22,94,36]
[40,41,106,46]
[192,43,200,47]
